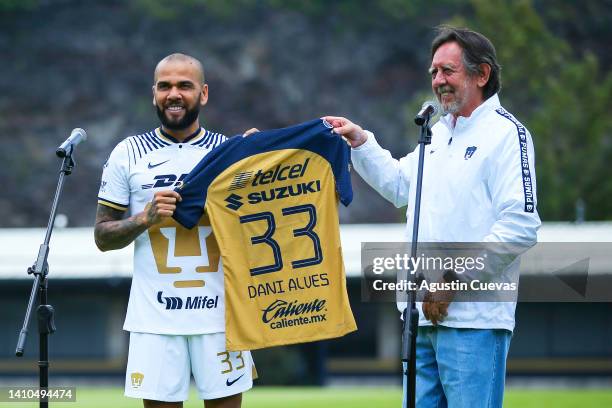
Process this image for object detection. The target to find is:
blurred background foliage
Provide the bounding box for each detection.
[0,0,610,226]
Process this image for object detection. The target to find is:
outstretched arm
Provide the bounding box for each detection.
[323,116,369,148]
[324,115,413,208]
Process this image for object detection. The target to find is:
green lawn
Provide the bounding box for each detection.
[20,386,612,408]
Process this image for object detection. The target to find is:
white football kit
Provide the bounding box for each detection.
[98,127,254,400]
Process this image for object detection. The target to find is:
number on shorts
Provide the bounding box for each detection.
[216,351,245,374]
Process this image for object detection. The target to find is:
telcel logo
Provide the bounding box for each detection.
[252,158,310,186]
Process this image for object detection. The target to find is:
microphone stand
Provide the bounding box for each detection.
[401,114,432,408]
[15,147,76,407]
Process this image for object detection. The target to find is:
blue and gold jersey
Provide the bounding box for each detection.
[174,119,357,350]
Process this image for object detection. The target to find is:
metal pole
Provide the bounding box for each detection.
[15,154,73,407]
[402,118,432,408]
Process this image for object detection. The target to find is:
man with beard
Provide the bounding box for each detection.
[95,53,254,408]
[324,27,540,407]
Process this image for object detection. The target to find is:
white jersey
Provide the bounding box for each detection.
[98,127,227,335]
[351,94,541,331]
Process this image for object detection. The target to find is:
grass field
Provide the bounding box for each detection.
[16,386,612,407]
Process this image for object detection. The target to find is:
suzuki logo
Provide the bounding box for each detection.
[225,193,244,210]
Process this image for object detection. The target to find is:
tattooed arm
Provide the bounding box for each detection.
[94,190,182,251]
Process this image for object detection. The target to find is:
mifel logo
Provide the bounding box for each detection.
[131,372,144,388]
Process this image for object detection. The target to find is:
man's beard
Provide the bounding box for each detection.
[436,82,467,115]
[440,99,460,115]
[156,103,201,130]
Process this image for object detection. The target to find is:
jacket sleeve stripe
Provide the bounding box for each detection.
[495,108,535,213]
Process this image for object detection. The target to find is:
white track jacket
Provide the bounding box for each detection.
[351,94,541,331]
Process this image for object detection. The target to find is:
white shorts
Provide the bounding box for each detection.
[125,332,254,401]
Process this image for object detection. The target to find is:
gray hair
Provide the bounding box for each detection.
[431,26,501,99]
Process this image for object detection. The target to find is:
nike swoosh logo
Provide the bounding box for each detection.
[226,373,245,386]
[148,160,170,169]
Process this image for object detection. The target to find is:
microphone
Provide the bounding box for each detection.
[414,101,439,126]
[56,128,88,157]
